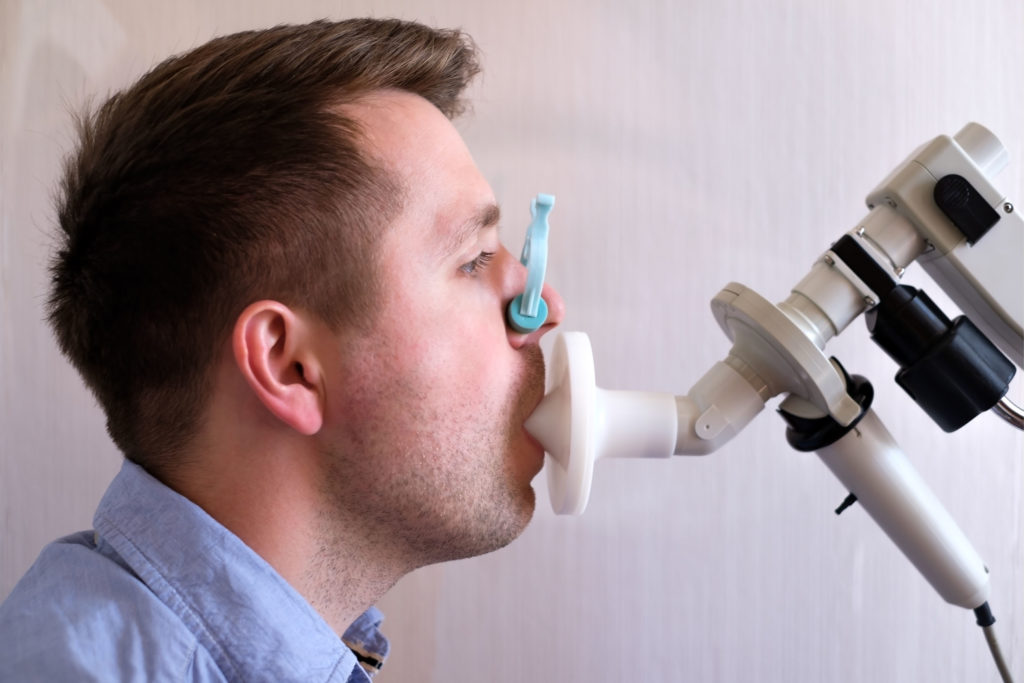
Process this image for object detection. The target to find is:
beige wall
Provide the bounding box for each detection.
[2,1,1021,680]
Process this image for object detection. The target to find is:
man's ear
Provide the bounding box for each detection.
[231,300,324,435]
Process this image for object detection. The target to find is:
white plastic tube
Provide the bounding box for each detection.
[674,360,766,455]
[815,408,990,609]
[595,389,679,459]
[783,205,923,349]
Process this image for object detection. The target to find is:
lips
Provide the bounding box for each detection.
[510,345,548,473]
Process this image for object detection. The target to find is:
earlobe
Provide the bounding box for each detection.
[232,301,324,435]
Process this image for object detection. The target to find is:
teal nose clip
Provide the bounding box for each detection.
[507,193,555,333]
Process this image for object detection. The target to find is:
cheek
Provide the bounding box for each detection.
[437,299,516,379]
[362,310,502,404]
[429,332,507,403]
[352,263,521,411]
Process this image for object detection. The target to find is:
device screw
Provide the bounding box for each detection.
[1004,202,1014,213]
[823,255,835,266]
[864,296,876,307]
[896,266,906,277]
[886,198,897,208]
[857,227,866,237]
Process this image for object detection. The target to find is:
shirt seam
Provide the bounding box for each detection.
[95,513,243,682]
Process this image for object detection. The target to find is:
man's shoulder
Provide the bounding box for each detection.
[0,530,171,623]
[0,531,224,682]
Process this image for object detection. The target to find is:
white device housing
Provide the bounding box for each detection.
[866,123,1023,366]
[526,122,1021,612]
[807,404,990,609]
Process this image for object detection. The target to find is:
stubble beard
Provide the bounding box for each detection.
[319,344,548,573]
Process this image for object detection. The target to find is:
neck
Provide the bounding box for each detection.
[169,439,412,636]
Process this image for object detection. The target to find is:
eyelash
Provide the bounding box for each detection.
[460,251,495,276]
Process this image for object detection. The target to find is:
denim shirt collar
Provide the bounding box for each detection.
[93,460,387,682]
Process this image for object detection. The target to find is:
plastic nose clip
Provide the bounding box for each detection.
[507,193,555,333]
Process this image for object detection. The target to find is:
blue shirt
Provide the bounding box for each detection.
[0,460,389,682]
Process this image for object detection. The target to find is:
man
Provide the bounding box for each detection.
[0,18,564,681]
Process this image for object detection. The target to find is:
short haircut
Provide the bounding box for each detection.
[47,18,480,476]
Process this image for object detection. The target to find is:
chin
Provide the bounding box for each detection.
[516,483,538,532]
[521,484,537,517]
[491,498,535,555]
[499,476,538,538]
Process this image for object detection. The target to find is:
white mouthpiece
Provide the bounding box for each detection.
[526,332,678,515]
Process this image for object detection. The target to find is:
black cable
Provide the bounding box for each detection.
[974,603,1013,682]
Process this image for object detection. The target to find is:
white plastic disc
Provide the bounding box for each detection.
[526,332,597,515]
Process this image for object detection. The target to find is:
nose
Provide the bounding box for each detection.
[503,247,565,348]
[532,280,565,339]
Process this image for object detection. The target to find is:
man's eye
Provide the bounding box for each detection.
[459,251,495,275]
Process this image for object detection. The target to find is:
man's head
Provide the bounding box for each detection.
[48,19,565,573]
[48,19,480,476]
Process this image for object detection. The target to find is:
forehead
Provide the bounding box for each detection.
[345,90,495,252]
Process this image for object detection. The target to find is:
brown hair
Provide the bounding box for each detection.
[47,18,480,476]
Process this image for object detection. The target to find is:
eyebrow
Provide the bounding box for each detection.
[440,202,502,259]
